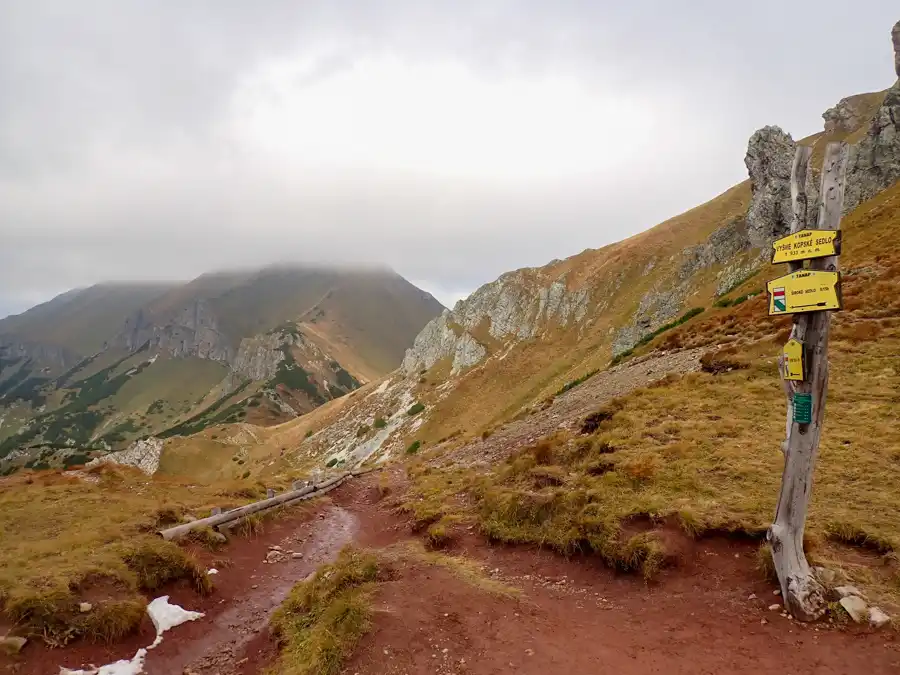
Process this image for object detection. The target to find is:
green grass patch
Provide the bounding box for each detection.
[269,548,379,675]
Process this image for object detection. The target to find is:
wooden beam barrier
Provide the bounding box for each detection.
[158,472,349,541]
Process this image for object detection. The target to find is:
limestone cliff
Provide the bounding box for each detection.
[114,300,234,363]
[402,270,589,375]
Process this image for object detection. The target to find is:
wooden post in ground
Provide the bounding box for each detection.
[767,142,848,621]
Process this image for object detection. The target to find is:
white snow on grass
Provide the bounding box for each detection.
[60,597,204,675]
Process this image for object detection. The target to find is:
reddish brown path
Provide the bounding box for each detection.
[8,475,899,675]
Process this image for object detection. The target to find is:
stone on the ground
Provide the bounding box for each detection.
[266,550,285,563]
[869,606,891,628]
[813,566,839,586]
[834,585,867,600]
[768,604,781,611]
[748,593,757,601]
[79,602,93,613]
[269,545,283,552]
[292,552,303,559]
[839,595,869,623]
[210,532,228,544]
[181,514,198,523]
[0,636,27,655]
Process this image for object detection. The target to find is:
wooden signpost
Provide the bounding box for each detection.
[766,142,848,621]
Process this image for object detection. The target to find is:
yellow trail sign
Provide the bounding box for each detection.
[771,229,841,264]
[767,270,841,316]
[782,338,805,381]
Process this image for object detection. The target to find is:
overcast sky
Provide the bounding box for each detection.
[1,2,897,319]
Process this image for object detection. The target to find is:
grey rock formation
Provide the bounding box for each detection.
[823,96,868,134]
[612,217,751,356]
[745,126,796,249]
[843,22,900,212]
[114,301,234,363]
[231,333,287,381]
[845,85,900,213]
[86,436,163,475]
[0,337,79,372]
[402,271,590,375]
[894,20,900,78]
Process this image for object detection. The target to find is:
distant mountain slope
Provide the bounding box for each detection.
[0,265,443,472]
[0,283,177,361]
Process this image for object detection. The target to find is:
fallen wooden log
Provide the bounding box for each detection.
[158,472,349,541]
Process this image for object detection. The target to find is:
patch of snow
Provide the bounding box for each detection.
[60,649,148,675]
[148,355,159,365]
[60,650,148,675]
[147,596,204,639]
[206,568,218,575]
[60,597,203,675]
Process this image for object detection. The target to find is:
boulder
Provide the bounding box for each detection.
[869,606,891,629]
[839,595,868,623]
[834,585,867,600]
[79,602,93,613]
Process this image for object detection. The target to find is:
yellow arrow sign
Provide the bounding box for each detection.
[767,270,841,316]
[771,229,840,264]
[782,338,805,381]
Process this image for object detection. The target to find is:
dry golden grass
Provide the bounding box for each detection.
[269,547,380,675]
[0,465,256,644]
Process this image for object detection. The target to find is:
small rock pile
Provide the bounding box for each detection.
[833,585,891,628]
[263,544,303,564]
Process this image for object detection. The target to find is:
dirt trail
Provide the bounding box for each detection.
[9,475,900,675]
[14,499,363,675]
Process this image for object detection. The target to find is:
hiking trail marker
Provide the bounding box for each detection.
[766,141,847,623]
[767,270,841,315]
[771,229,841,264]
[781,338,805,381]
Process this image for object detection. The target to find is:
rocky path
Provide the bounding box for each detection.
[438,347,705,467]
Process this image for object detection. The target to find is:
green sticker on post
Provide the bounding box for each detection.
[793,393,813,424]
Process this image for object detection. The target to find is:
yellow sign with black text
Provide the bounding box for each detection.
[767,270,841,316]
[771,229,840,264]
[782,338,805,381]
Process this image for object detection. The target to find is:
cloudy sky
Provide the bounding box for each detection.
[1,2,897,318]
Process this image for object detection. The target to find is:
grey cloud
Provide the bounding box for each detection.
[1,1,898,315]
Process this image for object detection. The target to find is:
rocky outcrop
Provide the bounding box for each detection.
[612,217,752,356]
[894,20,900,78]
[232,333,287,381]
[0,337,79,372]
[402,271,590,375]
[744,126,797,249]
[844,84,900,211]
[86,437,163,475]
[114,301,234,363]
[823,95,870,134]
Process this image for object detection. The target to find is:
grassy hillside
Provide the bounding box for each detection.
[0,283,176,356]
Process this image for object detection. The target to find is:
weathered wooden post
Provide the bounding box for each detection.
[765,141,847,621]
